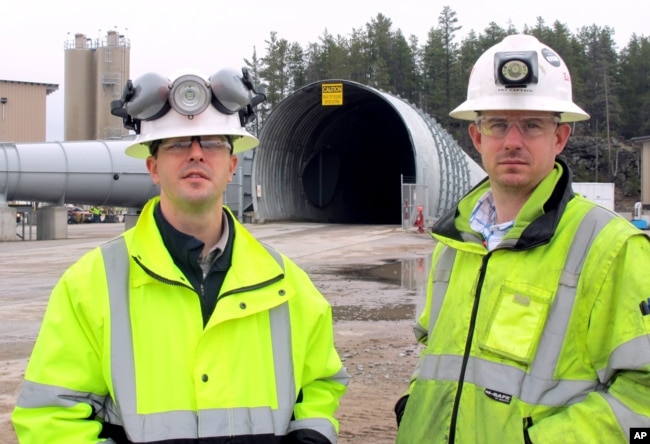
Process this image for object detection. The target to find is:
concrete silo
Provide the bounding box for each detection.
[64,33,96,141]
[64,29,130,141]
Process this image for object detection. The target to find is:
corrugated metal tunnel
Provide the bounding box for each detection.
[252,80,485,224]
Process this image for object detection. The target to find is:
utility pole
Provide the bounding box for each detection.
[0,97,7,142]
[604,67,616,180]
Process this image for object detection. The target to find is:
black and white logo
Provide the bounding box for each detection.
[541,48,561,67]
[631,428,650,442]
[484,388,512,404]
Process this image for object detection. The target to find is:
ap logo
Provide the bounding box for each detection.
[631,428,650,442]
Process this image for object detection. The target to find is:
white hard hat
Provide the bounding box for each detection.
[449,34,589,123]
[112,68,265,158]
[124,104,259,158]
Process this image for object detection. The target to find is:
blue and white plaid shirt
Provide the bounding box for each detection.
[469,190,514,251]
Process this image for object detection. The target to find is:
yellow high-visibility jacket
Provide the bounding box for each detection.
[396,162,650,443]
[12,197,349,443]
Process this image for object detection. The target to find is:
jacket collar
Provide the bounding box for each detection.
[128,197,284,289]
[153,202,234,288]
[433,158,575,250]
[153,202,207,275]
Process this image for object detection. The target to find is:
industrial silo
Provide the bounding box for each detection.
[94,30,130,140]
[64,30,130,141]
[64,33,96,141]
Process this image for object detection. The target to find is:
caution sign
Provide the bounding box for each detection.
[321,83,343,106]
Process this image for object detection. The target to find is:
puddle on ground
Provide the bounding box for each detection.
[333,304,416,322]
[327,256,431,322]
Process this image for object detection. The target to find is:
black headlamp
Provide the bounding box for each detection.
[110,67,266,133]
[494,50,538,88]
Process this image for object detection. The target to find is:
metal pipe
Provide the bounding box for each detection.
[0,140,158,207]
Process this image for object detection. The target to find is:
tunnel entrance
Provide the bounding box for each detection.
[253,81,417,224]
[300,99,415,223]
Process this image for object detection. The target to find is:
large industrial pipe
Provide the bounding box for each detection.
[252,80,486,224]
[0,140,158,207]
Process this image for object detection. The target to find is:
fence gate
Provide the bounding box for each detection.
[401,176,428,230]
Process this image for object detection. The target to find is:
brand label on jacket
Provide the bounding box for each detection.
[484,388,512,404]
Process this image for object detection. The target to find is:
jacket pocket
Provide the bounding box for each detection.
[478,282,553,364]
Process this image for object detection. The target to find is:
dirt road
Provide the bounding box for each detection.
[0,222,435,443]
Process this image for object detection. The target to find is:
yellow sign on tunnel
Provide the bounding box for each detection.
[321,83,343,106]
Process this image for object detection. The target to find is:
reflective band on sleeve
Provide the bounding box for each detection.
[409,246,456,381]
[526,207,612,391]
[100,236,302,441]
[600,335,650,382]
[15,380,107,411]
[603,391,650,430]
[428,245,456,339]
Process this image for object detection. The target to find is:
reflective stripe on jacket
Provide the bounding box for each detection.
[396,161,650,443]
[12,197,349,443]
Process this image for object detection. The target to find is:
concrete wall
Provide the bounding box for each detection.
[36,206,68,240]
[0,207,17,241]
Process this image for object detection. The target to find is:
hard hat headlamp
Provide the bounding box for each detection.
[169,74,211,116]
[494,50,538,87]
[111,67,266,134]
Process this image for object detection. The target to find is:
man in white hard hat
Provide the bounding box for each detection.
[13,68,349,444]
[395,34,650,443]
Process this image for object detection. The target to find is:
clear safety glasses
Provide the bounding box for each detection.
[476,115,560,139]
[155,136,232,154]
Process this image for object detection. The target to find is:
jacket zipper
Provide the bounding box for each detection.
[447,253,490,443]
[218,274,284,299]
[133,256,194,291]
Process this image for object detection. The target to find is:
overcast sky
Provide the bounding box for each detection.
[2,0,646,141]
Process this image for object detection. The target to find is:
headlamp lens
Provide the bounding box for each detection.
[501,60,528,82]
[494,50,538,86]
[169,74,211,116]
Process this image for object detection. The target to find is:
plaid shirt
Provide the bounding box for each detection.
[469,190,514,251]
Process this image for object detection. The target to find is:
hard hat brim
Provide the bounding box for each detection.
[449,96,590,123]
[124,106,259,158]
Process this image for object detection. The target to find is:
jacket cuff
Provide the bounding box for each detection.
[394,394,409,427]
[285,428,331,444]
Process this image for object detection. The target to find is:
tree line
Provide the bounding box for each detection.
[244,6,650,151]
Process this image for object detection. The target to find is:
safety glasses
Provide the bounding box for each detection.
[476,115,560,139]
[157,136,232,154]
